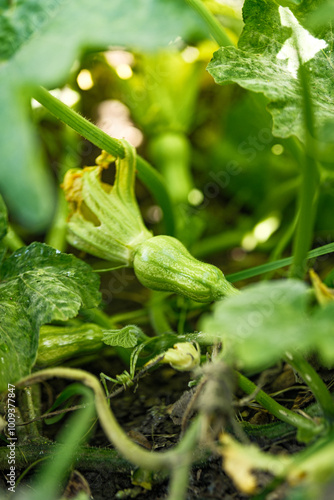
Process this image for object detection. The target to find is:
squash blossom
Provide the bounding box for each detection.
[62,140,238,302]
[161,342,201,371]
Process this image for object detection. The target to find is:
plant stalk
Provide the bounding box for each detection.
[226,242,334,283]
[185,0,234,47]
[168,458,193,500]
[289,60,320,280]
[46,128,79,251]
[284,353,334,422]
[3,225,25,251]
[32,86,175,236]
[237,372,322,437]
[45,189,68,252]
[34,87,124,157]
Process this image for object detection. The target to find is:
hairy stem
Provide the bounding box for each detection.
[185,0,234,47]
[32,86,175,236]
[168,459,193,500]
[34,87,124,157]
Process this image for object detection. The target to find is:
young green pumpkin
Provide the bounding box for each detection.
[134,235,237,301]
[62,140,237,302]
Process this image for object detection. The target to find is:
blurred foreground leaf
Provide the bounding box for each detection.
[201,279,334,372]
[0,0,206,230]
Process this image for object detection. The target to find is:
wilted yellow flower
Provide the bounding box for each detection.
[162,342,201,371]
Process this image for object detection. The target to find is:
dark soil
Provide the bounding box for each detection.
[0,355,310,500]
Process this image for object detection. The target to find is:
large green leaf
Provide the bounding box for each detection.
[200,280,311,371]
[201,279,334,372]
[207,0,333,141]
[0,242,100,391]
[311,304,334,366]
[0,0,207,230]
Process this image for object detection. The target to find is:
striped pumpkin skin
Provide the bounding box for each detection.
[133,236,238,302]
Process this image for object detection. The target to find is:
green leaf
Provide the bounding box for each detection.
[0,0,62,61]
[311,304,334,366]
[201,280,311,371]
[0,242,100,391]
[0,242,100,320]
[102,325,144,349]
[207,0,332,140]
[0,0,206,229]
[201,278,334,373]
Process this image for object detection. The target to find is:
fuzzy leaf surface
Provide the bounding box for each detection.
[201,280,311,371]
[207,0,333,141]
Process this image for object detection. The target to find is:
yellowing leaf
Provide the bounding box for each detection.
[309,269,334,306]
[219,433,288,494]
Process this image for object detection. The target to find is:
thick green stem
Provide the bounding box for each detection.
[3,225,25,251]
[0,443,130,472]
[289,156,319,280]
[19,386,41,438]
[18,368,202,473]
[237,372,322,437]
[81,307,148,328]
[34,87,124,157]
[167,409,202,500]
[185,0,234,47]
[136,155,176,236]
[32,86,175,236]
[46,129,79,251]
[285,353,334,422]
[168,458,193,500]
[149,132,194,204]
[266,214,298,273]
[45,189,68,251]
[289,63,320,280]
[149,291,173,335]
